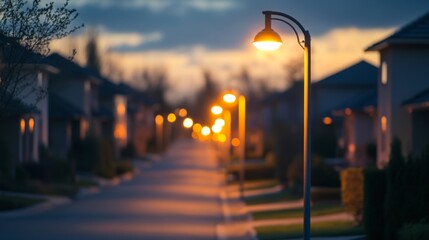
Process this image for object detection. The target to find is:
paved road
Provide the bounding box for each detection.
[0,139,224,240]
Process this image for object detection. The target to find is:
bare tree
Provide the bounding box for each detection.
[140,67,170,111]
[85,28,101,73]
[0,0,82,117]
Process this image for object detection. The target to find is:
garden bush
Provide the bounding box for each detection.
[399,220,429,240]
[340,168,363,225]
[364,168,386,240]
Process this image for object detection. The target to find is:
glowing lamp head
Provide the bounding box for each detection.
[253,27,283,51]
[201,126,211,136]
[211,105,223,115]
[155,115,164,125]
[223,93,237,103]
[183,118,193,128]
[167,113,176,123]
[178,108,187,117]
[215,118,225,127]
[211,124,222,133]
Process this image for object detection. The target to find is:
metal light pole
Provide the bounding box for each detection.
[253,11,312,240]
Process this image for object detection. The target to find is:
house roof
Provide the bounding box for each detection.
[332,90,377,114]
[262,81,303,105]
[314,61,378,88]
[2,98,40,117]
[402,87,429,109]
[84,69,128,96]
[92,105,114,120]
[366,12,429,51]
[45,53,100,84]
[49,93,85,120]
[117,82,156,106]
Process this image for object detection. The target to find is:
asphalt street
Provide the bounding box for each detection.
[0,139,224,240]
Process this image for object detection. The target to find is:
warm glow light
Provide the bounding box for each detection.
[253,27,283,51]
[381,115,387,133]
[253,41,283,51]
[193,123,202,133]
[114,123,127,139]
[345,108,352,116]
[155,115,164,125]
[211,124,222,133]
[183,118,193,128]
[117,103,126,115]
[223,93,237,103]
[20,118,25,134]
[348,144,356,153]
[323,117,332,125]
[211,105,223,115]
[167,113,176,123]
[231,138,240,147]
[218,133,227,143]
[178,108,187,117]
[28,118,35,132]
[215,118,225,127]
[201,126,211,136]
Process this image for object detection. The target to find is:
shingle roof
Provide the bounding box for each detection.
[45,53,100,84]
[314,61,378,88]
[49,93,84,119]
[332,91,377,112]
[366,11,429,51]
[403,87,429,108]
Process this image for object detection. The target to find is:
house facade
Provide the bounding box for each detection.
[366,12,429,167]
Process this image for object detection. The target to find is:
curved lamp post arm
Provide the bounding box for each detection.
[263,11,311,49]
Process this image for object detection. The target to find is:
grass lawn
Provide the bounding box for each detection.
[245,179,279,191]
[252,201,345,220]
[256,220,364,240]
[77,179,99,188]
[0,195,45,211]
[245,189,301,205]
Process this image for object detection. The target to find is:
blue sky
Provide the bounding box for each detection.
[51,0,429,102]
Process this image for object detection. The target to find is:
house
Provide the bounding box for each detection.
[117,82,156,157]
[0,35,58,165]
[45,53,101,158]
[365,11,429,167]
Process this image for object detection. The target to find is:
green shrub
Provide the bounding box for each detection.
[399,220,429,240]
[340,168,364,225]
[364,168,386,240]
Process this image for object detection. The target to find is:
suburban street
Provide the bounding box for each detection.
[0,139,225,240]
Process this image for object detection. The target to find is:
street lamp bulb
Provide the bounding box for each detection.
[167,113,176,123]
[183,118,193,128]
[155,115,164,125]
[211,105,223,115]
[215,118,225,127]
[223,93,237,103]
[253,27,283,51]
[211,124,222,133]
[201,126,211,136]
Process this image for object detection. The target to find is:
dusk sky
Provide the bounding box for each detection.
[51,0,429,102]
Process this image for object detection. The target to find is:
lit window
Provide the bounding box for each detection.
[381,61,387,85]
[28,118,35,133]
[381,115,387,133]
[348,144,356,153]
[20,118,26,134]
[323,117,332,125]
[116,103,126,115]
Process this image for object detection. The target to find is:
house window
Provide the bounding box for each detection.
[381,61,388,85]
[381,115,387,133]
[37,72,43,87]
[84,81,91,92]
[381,115,387,152]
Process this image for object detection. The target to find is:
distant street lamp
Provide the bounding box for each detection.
[253,11,312,240]
[155,114,164,153]
[211,105,231,165]
[223,92,246,198]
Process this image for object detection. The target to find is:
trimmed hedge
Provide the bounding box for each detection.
[364,168,386,240]
[340,168,364,224]
[399,221,429,240]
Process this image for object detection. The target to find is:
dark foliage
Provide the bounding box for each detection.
[364,168,386,240]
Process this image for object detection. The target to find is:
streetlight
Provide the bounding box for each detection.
[222,92,246,198]
[211,105,231,167]
[183,117,193,128]
[155,114,164,153]
[254,11,312,240]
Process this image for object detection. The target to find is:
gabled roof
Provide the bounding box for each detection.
[45,53,100,84]
[84,68,127,96]
[366,12,429,51]
[332,91,377,113]
[262,81,303,105]
[314,61,378,88]
[403,87,429,109]
[49,93,84,120]
[2,98,40,117]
